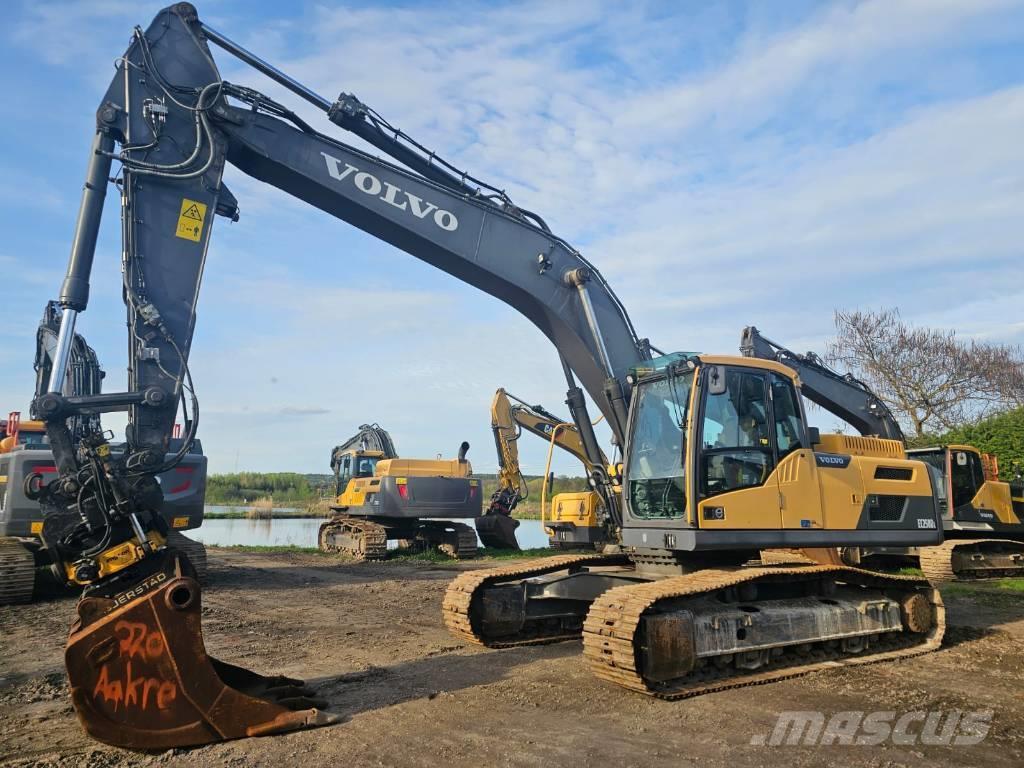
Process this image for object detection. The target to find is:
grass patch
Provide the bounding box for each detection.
[943,577,1024,602]
[204,508,328,520]
[387,546,583,563]
[215,543,572,563]
[895,566,925,577]
[247,496,274,519]
[216,544,330,555]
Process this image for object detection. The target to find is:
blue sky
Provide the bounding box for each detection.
[1,0,1022,476]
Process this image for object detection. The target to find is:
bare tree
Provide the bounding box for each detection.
[827,309,1024,437]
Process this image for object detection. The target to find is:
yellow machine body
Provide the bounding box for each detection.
[64,530,167,586]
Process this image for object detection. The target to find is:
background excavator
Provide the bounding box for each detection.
[487,388,611,549]
[0,303,206,605]
[740,326,1024,582]
[29,5,946,749]
[317,423,507,559]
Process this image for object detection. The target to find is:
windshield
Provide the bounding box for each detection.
[355,456,379,478]
[17,430,49,448]
[626,372,691,519]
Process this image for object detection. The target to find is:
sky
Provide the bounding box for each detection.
[1,0,1022,477]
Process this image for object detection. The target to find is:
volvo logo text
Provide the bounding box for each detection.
[814,453,851,469]
[320,152,459,232]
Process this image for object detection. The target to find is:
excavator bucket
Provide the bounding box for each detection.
[475,512,521,550]
[64,550,337,750]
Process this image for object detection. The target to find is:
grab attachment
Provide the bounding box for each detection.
[64,550,338,750]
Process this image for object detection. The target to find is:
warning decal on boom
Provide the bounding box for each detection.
[175,199,207,242]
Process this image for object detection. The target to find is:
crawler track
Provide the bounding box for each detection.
[919,539,1024,584]
[443,553,628,647]
[318,516,388,560]
[427,521,478,560]
[582,565,944,699]
[0,538,35,605]
[166,530,209,584]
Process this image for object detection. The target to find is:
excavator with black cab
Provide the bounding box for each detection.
[739,326,1024,583]
[317,423,506,559]
[28,5,946,748]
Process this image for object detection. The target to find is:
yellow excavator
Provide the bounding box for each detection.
[487,388,611,549]
[28,7,946,748]
[317,423,508,559]
[739,327,1024,583]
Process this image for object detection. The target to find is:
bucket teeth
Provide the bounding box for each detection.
[64,550,338,749]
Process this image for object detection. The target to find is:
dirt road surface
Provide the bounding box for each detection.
[2,548,1022,767]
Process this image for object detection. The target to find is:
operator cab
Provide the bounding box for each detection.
[907,445,985,516]
[624,355,809,525]
[621,353,942,551]
[334,450,383,492]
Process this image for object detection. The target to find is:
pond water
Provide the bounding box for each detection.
[192,511,552,550]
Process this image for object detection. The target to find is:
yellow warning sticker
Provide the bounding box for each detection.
[31,521,43,534]
[172,516,190,529]
[175,198,207,242]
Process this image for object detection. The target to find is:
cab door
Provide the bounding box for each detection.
[770,373,824,530]
[696,366,782,529]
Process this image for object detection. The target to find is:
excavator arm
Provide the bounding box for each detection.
[487,387,606,511]
[739,326,905,441]
[330,423,398,491]
[31,5,650,748]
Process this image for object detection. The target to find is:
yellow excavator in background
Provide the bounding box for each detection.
[739,327,1024,582]
[487,388,611,549]
[317,423,511,559]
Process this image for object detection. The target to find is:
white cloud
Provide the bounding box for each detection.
[3,0,1022,474]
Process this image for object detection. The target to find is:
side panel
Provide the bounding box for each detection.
[972,481,1021,526]
[777,450,824,529]
[696,482,781,530]
[342,476,482,519]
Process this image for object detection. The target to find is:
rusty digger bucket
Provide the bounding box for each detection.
[64,549,338,750]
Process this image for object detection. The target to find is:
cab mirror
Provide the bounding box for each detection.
[808,426,821,446]
[706,365,727,395]
[956,452,968,466]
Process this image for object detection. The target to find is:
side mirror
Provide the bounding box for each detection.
[956,452,968,467]
[808,426,821,446]
[548,471,555,494]
[706,365,727,395]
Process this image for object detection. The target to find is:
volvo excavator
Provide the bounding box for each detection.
[29,5,946,749]
[317,423,501,559]
[487,388,611,548]
[740,326,1024,583]
[0,304,207,605]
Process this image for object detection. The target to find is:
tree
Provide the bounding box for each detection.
[827,309,1024,437]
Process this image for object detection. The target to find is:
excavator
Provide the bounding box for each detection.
[739,326,1024,583]
[317,423,500,559]
[29,5,946,748]
[487,388,611,549]
[0,304,206,605]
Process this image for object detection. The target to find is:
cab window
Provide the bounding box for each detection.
[950,450,983,508]
[770,374,804,459]
[626,372,691,519]
[337,455,353,490]
[356,457,378,478]
[700,369,771,498]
